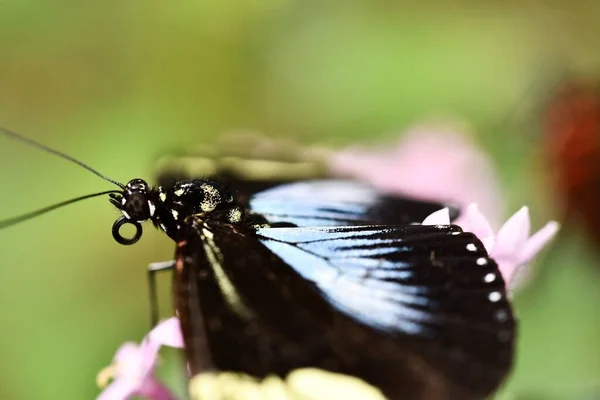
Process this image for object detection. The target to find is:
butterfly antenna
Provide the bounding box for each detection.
[0,126,125,189]
[0,190,122,229]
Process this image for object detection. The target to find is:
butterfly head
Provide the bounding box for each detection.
[120,179,153,220]
[109,178,155,246]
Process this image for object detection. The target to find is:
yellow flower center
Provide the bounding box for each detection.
[96,363,119,388]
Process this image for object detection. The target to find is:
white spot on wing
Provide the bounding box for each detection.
[498,330,511,342]
[495,310,509,322]
[466,243,477,252]
[484,273,496,283]
[488,291,502,302]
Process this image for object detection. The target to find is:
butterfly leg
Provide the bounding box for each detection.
[147,260,175,328]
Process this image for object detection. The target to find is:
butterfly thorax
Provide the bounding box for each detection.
[110,178,247,243]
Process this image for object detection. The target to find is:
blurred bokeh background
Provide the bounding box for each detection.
[0,1,599,399]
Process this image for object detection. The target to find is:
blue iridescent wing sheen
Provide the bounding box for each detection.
[249,180,460,227]
[174,222,515,400]
[256,226,515,370]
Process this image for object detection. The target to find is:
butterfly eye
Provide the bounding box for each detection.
[112,216,143,245]
[123,193,150,221]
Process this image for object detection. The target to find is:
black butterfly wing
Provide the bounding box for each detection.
[153,135,460,224]
[256,226,515,389]
[174,222,514,400]
[249,180,460,226]
[154,133,327,204]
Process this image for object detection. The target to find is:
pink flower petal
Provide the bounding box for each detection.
[519,221,561,265]
[449,205,559,288]
[113,342,141,364]
[492,206,531,262]
[461,204,494,240]
[136,378,177,400]
[97,379,137,400]
[328,123,506,229]
[149,317,185,349]
[97,321,181,400]
[422,208,451,225]
[138,339,161,381]
[480,237,495,254]
[497,261,519,285]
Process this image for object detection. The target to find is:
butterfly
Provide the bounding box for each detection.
[0,128,515,400]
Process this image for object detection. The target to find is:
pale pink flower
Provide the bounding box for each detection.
[148,317,184,349]
[97,318,183,400]
[329,123,505,229]
[423,205,560,288]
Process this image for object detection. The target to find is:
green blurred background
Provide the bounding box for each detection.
[0,1,599,399]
